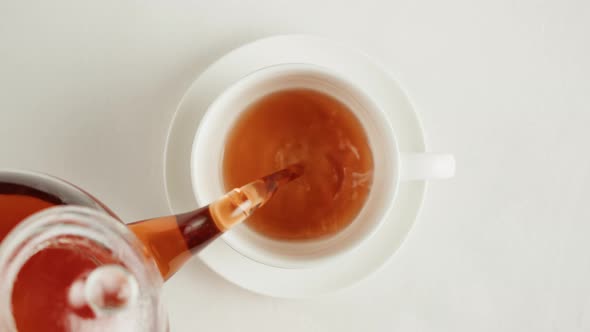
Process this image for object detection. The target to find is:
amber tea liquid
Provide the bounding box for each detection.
[223,89,374,240]
[0,181,104,332]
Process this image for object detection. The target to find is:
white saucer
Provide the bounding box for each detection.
[163,35,427,298]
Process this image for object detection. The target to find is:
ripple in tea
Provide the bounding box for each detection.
[223,89,374,240]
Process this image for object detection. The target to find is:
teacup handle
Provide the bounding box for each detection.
[400,153,455,181]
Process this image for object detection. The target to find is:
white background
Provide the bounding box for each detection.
[1,0,589,331]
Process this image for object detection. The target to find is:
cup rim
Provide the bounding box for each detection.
[190,63,400,269]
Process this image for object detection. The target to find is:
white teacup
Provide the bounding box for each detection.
[191,63,454,269]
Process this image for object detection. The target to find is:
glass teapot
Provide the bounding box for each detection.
[0,167,301,332]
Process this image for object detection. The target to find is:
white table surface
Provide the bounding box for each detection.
[1,1,589,331]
